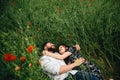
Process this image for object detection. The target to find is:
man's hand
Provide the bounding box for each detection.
[74,44,81,51]
[42,50,51,56]
[42,50,46,55]
[74,57,85,66]
[44,50,50,55]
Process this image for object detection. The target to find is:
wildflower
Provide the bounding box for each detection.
[80,0,83,2]
[85,59,89,63]
[25,38,28,41]
[4,53,17,62]
[87,3,92,8]
[89,0,94,2]
[38,60,41,65]
[34,36,38,39]
[57,7,62,13]
[11,2,16,6]
[57,37,62,41]
[27,21,32,26]
[29,78,34,80]
[67,35,72,39]
[18,29,21,33]
[37,28,40,32]
[27,45,34,53]
[15,65,21,71]
[20,56,26,62]
[29,63,32,67]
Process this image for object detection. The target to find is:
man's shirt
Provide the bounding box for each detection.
[40,52,77,80]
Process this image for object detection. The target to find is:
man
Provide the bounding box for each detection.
[39,42,99,80]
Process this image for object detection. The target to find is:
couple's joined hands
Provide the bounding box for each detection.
[74,57,85,66]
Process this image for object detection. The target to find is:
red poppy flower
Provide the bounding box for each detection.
[4,53,17,62]
[27,45,34,53]
[20,56,26,62]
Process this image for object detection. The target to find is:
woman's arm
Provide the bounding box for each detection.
[44,51,72,60]
[73,44,81,51]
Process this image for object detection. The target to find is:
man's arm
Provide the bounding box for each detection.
[40,56,84,75]
[59,58,85,74]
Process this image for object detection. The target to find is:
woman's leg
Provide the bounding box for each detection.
[74,71,99,80]
[64,72,83,80]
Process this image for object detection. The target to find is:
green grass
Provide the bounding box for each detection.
[0,0,120,80]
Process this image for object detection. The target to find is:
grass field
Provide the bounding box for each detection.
[0,0,120,80]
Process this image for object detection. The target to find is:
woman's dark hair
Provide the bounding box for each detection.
[58,44,69,52]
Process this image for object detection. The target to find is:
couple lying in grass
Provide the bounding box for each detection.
[40,42,104,80]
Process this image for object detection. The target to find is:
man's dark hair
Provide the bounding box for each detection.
[42,42,48,50]
[42,42,56,52]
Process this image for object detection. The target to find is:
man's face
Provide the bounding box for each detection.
[45,42,55,50]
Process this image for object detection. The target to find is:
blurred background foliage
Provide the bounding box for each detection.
[0,0,120,80]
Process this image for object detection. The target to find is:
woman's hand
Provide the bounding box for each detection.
[74,44,81,51]
[74,57,85,66]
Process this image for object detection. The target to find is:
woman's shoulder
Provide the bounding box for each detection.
[68,47,76,53]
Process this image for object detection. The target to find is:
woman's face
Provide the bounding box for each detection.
[58,45,66,54]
